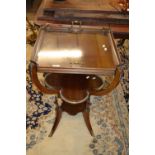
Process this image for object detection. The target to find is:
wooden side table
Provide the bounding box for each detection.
[30,25,122,136]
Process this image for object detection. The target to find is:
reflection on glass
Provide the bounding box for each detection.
[52,64,61,67]
[38,49,82,59]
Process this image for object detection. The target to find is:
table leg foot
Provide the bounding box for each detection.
[82,111,94,137]
[48,106,62,137]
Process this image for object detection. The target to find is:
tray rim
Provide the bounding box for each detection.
[31,26,121,75]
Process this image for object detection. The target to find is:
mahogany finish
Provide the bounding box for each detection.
[31,26,121,75]
[44,73,95,136]
[45,73,105,136]
[30,25,122,137]
[30,62,121,136]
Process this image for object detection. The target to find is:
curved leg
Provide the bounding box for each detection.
[82,102,94,136]
[48,106,62,137]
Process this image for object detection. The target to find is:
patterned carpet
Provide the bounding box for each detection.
[26,24,129,155]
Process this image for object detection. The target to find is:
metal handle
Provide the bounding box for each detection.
[70,20,82,33]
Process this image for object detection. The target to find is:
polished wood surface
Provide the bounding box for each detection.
[45,73,106,94]
[30,61,121,98]
[31,26,121,75]
[44,69,121,97]
[60,74,88,103]
[44,73,62,90]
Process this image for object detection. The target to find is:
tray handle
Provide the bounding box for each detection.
[69,20,82,33]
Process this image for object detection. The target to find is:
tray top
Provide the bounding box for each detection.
[31,26,121,75]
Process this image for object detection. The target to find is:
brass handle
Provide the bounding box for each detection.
[70,20,82,33]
